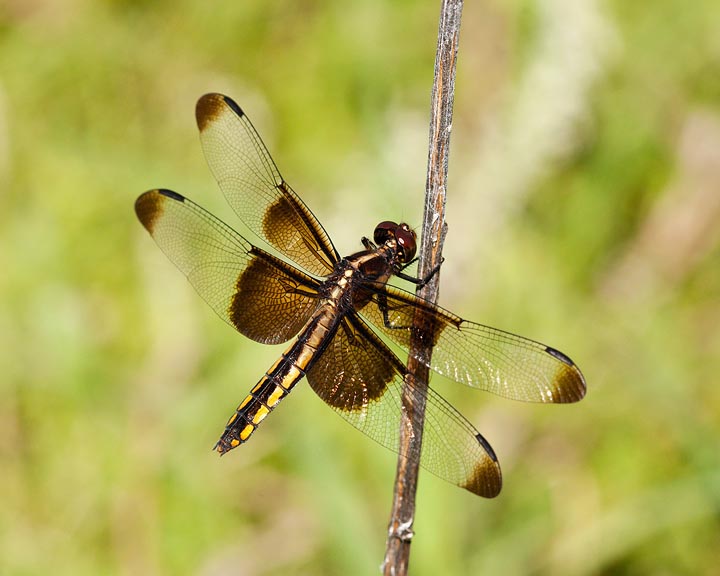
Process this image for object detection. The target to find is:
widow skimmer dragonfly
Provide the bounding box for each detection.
[135,93,586,498]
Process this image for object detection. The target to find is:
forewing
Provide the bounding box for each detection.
[195,93,340,276]
[135,189,321,344]
[306,314,502,498]
[358,284,586,403]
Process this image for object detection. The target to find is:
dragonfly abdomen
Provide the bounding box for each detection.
[215,306,341,454]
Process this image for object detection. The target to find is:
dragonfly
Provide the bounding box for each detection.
[135,93,586,497]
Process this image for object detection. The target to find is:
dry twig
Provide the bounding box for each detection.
[382,1,463,574]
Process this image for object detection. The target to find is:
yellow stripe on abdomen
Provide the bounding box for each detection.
[214,347,313,454]
[214,307,341,455]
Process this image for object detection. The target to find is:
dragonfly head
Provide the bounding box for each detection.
[373,221,417,264]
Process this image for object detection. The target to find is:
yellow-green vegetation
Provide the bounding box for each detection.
[2,1,719,574]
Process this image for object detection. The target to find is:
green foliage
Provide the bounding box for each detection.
[1,0,719,574]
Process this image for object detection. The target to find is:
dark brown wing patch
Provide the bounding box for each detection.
[462,433,501,497]
[359,284,586,404]
[229,254,319,344]
[307,313,502,497]
[195,93,227,132]
[307,316,396,410]
[194,93,340,276]
[135,189,320,345]
[135,188,176,234]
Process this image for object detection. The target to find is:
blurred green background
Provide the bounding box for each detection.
[2,0,719,574]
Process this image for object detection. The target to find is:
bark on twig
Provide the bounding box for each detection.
[382,1,463,574]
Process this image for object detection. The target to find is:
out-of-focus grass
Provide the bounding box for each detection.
[1,0,719,574]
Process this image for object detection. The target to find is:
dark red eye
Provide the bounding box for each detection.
[373,221,398,245]
[395,223,417,263]
[373,221,417,262]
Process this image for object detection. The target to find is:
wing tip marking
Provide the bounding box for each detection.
[456,434,502,498]
[222,94,245,118]
[545,345,574,367]
[545,345,587,402]
[475,432,498,462]
[135,189,185,235]
[461,457,502,498]
[196,92,244,131]
[135,189,164,234]
[157,188,185,202]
